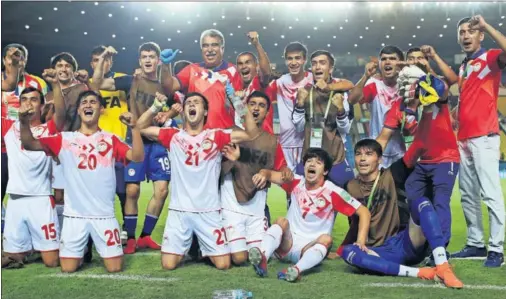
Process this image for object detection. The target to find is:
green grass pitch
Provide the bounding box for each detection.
[2,181,505,299]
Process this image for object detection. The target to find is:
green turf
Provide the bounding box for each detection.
[2,181,505,299]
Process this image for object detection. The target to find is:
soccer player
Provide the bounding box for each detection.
[347,46,405,168]
[136,91,260,271]
[248,148,371,282]
[338,140,412,250]
[162,29,242,129]
[450,15,506,267]
[92,43,179,254]
[90,45,129,239]
[292,50,355,188]
[234,32,274,133]
[341,195,464,289]
[19,90,144,273]
[1,87,61,269]
[377,64,459,253]
[220,90,292,266]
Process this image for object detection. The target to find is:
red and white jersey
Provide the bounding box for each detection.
[158,127,232,212]
[362,77,405,160]
[273,72,313,147]
[283,175,361,238]
[2,119,57,196]
[39,130,130,218]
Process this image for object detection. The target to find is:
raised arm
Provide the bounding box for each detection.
[119,112,144,162]
[90,46,118,91]
[376,127,395,151]
[160,49,182,95]
[41,69,65,131]
[1,47,22,92]
[471,15,506,67]
[19,106,44,151]
[248,32,271,86]
[230,106,262,144]
[420,45,459,85]
[348,61,377,105]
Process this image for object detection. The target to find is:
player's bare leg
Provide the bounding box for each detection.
[278,234,332,282]
[137,180,168,250]
[161,253,184,270]
[123,182,141,254]
[103,256,123,273]
[249,217,292,277]
[231,251,248,266]
[40,250,59,267]
[209,254,231,270]
[60,258,81,273]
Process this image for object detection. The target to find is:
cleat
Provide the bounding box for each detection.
[483,252,504,268]
[450,245,487,260]
[278,266,301,282]
[249,247,267,277]
[123,239,137,254]
[417,267,436,280]
[137,236,161,250]
[434,262,464,289]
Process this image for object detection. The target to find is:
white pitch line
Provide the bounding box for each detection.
[363,282,506,291]
[43,273,180,283]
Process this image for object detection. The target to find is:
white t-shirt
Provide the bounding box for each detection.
[3,119,57,196]
[273,72,314,148]
[362,77,405,163]
[39,130,130,218]
[284,175,361,239]
[158,128,232,212]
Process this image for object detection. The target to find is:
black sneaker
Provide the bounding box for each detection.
[450,245,487,259]
[483,251,505,268]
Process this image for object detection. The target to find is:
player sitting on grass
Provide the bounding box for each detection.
[136,91,262,271]
[248,148,371,282]
[20,90,144,273]
[340,194,464,289]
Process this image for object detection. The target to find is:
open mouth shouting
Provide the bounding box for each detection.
[313,70,324,80]
[383,65,394,76]
[306,166,317,179]
[240,68,252,79]
[83,108,94,118]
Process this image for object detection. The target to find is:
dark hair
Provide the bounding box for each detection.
[284,42,308,59]
[302,148,333,175]
[76,90,106,108]
[19,86,44,105]
[2,43,28,60]
[236,51,258,64]
[310,50,335,67]
[457,17,472,28]
[138,42,161,57]
[379,45,404,61]
[91,45,107,57]
[50,52,78,71]
[246,90,271,111]
[173,60,191,75]
[354,139,383,157]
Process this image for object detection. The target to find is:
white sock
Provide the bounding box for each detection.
[261,224,282,260]
[398,265,419,278]
[295,243,327,273]
[432,246,447,266]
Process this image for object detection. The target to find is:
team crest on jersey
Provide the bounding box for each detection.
[97,140,112,156]
[316,197,327,208]
[202,139,213,151]
[128,169,135,176]
[473,62,482,72]
[32,126,45,138]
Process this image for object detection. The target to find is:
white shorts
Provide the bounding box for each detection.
[60,216,123,259]
[52,161,65,190]
[275,232,314,264]
[161,210,229,257]
[222,209,267,254]
[3,195,60,254]
[281,147,303,172]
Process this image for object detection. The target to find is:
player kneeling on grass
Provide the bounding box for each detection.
[2,88,60,269]
[137,91,261,271]
[20,90,144,273]
[340,196,464,289]
[249,148,371,282]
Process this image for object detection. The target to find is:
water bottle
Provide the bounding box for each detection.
[212,289,253,299]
